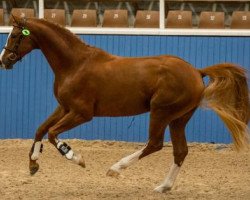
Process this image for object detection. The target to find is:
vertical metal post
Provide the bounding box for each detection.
[2,1,9,25]
[38,0,44,18]
[245,3,249,11]
[126,2,134,28]
[159,0,165,29]
[33,0,38,18]
[212,3,217,12]
[149,1,154,11]
[63,1,70,26]
[180,3,185,11]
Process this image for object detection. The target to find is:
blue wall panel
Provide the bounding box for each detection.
[0,34,249,144]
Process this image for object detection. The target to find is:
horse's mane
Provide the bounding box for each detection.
[13,17,113,59]
[29,18,89,47]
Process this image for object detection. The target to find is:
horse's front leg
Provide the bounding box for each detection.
[47,110,92,167]
[29,106,65,175]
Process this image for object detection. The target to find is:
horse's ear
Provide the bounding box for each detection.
[11,14,19,24]
[11,14,23,26]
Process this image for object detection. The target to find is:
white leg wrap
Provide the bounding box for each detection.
[55,140,85,167]
[154,163,181,193]
[110,149,144,173]
[65,149,74,160]
[56,141,63,149]
[56,140,74,159]
[31,141,42,161]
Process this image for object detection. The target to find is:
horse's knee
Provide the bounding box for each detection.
[173,148,188,166]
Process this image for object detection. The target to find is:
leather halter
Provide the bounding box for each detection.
[3,19,28,62]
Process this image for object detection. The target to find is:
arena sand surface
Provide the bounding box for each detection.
[0,139,249,200]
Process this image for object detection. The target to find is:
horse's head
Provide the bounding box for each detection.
[0,16,36,69]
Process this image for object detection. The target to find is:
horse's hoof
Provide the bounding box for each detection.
[72,154,85,168]
[78,158,85,168]
[154,185,171,193]
[106,169,120,178]
[29,163,39,175]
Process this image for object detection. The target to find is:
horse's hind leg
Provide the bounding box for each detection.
[107,109,168,177]
[154,108,196,193]
[29,106,65,175]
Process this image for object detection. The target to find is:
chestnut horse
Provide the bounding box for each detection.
[0,17,249,193]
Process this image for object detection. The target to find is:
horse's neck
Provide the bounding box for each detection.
[29,20,91,76]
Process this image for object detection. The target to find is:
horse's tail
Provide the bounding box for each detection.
[199,63,249,150]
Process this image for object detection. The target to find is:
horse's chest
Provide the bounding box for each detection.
[54,80,77,100]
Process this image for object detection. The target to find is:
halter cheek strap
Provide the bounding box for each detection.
[3,33,24,62]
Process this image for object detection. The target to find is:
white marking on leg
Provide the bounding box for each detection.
[109,149,144,174]
[31,141,42,160]
[72,153,84,165]
[154,163,181,193]
[0,28,13,68]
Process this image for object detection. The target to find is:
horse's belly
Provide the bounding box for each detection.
[94,107,150,117]
[94,97,150,117]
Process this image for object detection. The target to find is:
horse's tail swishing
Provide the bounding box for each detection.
[199,63,249,150]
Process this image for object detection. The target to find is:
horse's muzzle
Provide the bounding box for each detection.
[0,59,13,70]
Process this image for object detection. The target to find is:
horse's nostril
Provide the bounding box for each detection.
[8,53,17,61]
